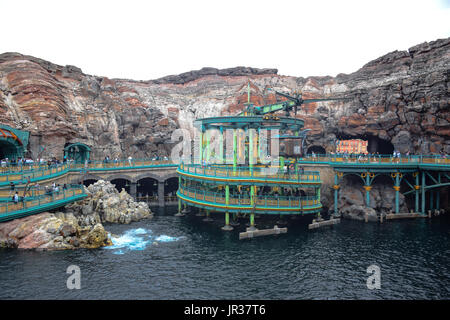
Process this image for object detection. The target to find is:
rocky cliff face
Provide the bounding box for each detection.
[1,37,448,159]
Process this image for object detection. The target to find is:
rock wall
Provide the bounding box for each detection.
[1,37,448,160]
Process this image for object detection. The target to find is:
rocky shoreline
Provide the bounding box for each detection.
[0,180,152,250]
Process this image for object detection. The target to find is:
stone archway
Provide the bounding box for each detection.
[64,142,91,163]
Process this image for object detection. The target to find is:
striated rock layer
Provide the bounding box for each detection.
[0,37,449,159]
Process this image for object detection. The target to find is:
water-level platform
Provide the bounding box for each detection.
[239,226,287,240]
[384,212,427,220]
[308,218,340,229]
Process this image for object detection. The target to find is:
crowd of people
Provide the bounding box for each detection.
[8,180,69,205]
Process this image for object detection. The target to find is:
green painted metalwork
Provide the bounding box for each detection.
[0,124,30,160]
[0,185,86,222]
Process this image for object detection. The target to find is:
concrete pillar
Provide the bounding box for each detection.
[158,181,164,207]
[130,182,137,199]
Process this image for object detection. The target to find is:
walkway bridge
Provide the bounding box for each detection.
[0,159,179,222]
[294,154,450,215]
[1,154,449,223]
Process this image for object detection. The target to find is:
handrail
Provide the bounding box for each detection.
[0,185,86,215]
[178,185,319,208]
[178,163,321,182]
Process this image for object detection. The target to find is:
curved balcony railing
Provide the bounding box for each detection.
[0,185,86,220]
[0,164,70,186]
[177,185,321,211]
[177,163,321,184]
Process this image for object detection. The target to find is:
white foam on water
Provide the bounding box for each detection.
[155,235,177,242]
[104,228,184,254]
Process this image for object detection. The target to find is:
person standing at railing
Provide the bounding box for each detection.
[128,156,133,167]
[13,192,19,204]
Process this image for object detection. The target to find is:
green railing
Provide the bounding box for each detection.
[0,185,86,220]
[296,153,450,165]
[178,163,321,183]
[68,158,176,171]
[0,164,69,186]
[178,185,320,209]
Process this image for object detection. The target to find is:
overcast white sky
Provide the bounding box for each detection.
[1,0,449,80]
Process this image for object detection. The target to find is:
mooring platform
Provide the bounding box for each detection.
[308,218,340,229]
[385,213,427,220]
[239,226,287,240]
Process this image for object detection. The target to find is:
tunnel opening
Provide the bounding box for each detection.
[164,177,179,197]
[136,178,158,197]
[306,145,326,155]
[335,133,394,155]
[110,178,130,194]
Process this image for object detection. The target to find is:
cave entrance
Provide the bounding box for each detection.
[306,145,326,155]
[336,134,394,155]
[64,142,91,163]
[110,178,130,194]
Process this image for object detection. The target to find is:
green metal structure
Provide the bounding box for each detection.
[176,84,344,230]
[64,142,91,163]
[0,124,30,160]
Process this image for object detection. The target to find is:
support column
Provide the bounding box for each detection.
[415,173,419,213]
[175,198,185,216]
[206,130,210,163]
[421,171,426,214]
[436,173,441,210]
[158,181,164,207]
[394,173,400,214]
[430,191,434,211]
[333,173,339,217]
[130,182,137,199]
[364,174,371,207]
[249,128,254,174]
[436,190,440,211]
[219,126,224,164]
[233,129,237,172]
[203,209,213,222]
[248,212,257,231]
[198,131,203,165]
[222,211,233,231]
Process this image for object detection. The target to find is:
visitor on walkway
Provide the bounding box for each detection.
[13,192,19,204]
[128,156,133,167]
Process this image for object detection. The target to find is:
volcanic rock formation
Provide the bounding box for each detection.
[1,37,448,159]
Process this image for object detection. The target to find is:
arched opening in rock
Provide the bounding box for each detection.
[110,178,130,194]
[336,133,394,155]
[136,178,158,198]
[64,142,91,163]
[164,177,179,196]
[306,145,326,155]
[83,179,98,187]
